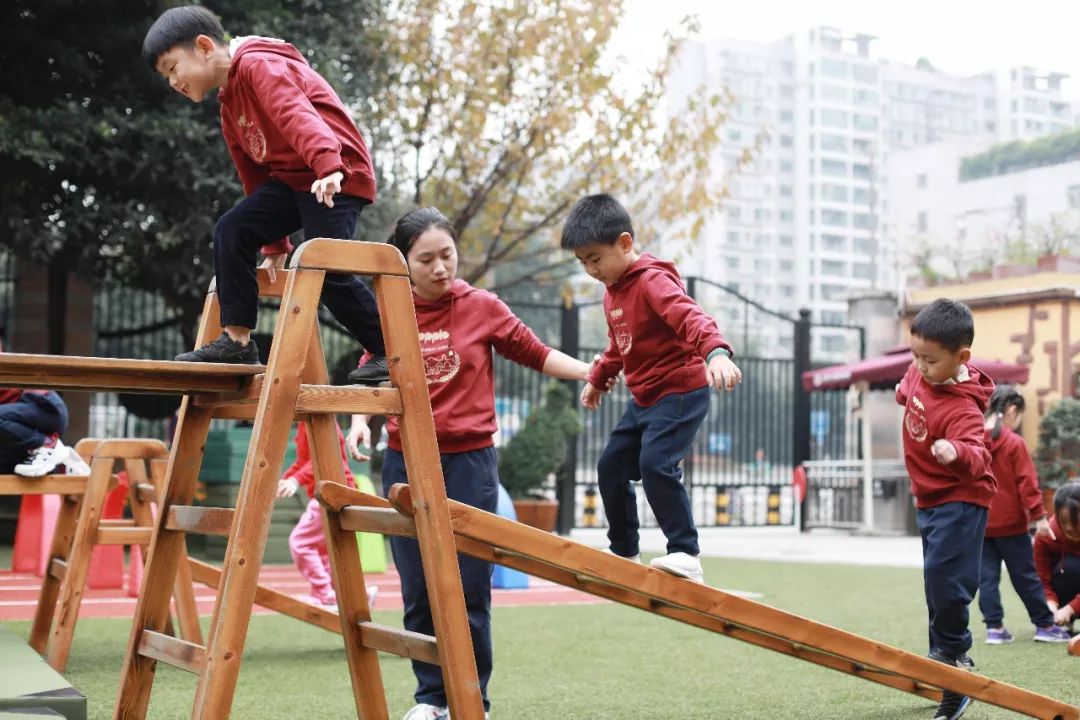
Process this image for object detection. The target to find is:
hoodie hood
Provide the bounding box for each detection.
[412,278,476,312]
[898,362,994,413]
[228,36,299,66]
[610,253,682,293]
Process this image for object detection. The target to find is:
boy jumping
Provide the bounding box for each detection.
[561,194,741,585]
[142,5,387,384]
[897,298,996,720]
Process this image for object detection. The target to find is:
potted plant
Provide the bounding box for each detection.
[1034,397,1080,516]
[498,382,581,532]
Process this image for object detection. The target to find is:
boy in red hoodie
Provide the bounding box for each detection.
[1034,483,1080,635]
[142,6,387,384]
[977,385,1069,644]
[896,298,995,720]
[560,194,742,585]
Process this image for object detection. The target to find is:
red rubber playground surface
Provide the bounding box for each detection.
[0,564,606,621]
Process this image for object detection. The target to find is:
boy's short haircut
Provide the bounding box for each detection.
[910,298,975,352]
[142,5,225,68]
[560,193,635,250]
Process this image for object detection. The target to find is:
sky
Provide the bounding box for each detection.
[611,0,1080,101]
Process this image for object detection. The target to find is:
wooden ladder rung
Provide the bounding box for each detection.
[338,506,416,536]
[95,527,154,545]
[357,622,440,665]
[137,630,206,674]
[100,518,138,528]
[165,506,234,536]
[192,375,403,415]
[48,558,67,581]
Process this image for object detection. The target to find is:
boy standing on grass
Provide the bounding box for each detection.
[142,5,387,384]
[897,298,995,720]
[560,194,741,585]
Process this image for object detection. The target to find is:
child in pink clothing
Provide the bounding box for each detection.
[276,422,377,609]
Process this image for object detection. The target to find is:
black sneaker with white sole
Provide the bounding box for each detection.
[928,649,975,720]
[346,355,391,385]
[175,332,260,364]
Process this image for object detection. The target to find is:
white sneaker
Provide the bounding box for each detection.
[603,548,641,563]
[63,446,91,475]
[14,439,72,477]
[402,704,448,720]
[367,585,379,608]
[649,552,704,584]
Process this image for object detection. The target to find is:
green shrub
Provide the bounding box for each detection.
[1035,397,1080,490]
[499,382,581,499]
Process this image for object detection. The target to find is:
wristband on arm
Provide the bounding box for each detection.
[706,347,732,364]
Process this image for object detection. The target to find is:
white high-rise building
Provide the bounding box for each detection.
[668,26,1076,360]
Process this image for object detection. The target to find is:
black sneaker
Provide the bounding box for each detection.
[928,649,975,720]
[175,332,260,364]
[346,355,390,385]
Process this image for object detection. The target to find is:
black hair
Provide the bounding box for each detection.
[559,193,635,250]
[387,207,457,258]
[142,5,225,68]
[1054,482,1080,533]
[986,383,1025,440]
[909,298,975,353]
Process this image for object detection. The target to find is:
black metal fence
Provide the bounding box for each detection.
[0,252,13,346]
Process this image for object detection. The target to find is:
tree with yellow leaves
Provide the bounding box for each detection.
[364,0,750,292]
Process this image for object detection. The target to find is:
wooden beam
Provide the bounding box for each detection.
[291,238,410,277]
[388,484,1079,720]
[338,506,416,537]
[0,474,118,496]
[0,354,262,394]
[165,507,234,537]
[195,375,403,416]
[186,559,341,635]
[96,527,154,546]
[357,622,439,665]
[134,483,158,504]
[137,630,206,674]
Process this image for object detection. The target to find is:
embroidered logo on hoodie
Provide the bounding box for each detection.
[420,329,459,384]
[609,307,632,354]
[237,114,267,162]
[905,396,929,443]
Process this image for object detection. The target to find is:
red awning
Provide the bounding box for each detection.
[802,346,1030,392]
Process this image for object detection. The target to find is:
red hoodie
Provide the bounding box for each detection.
[985,426,1046,537]
[280,422,356,500]
[587,254,732,407]
[1034,516,1080,615]
[218,38,376,225]
[365,279,551,454]
[895,362,995,509]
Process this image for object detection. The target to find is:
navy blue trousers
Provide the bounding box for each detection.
[382,446,498,711]
[918,501,988,658]
[1050,553,1080,612]
[214,179,384,354]
[597,386,708,557]
[978,533,1054,628]
[0,392,69,472]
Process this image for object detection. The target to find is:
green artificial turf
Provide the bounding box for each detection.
[2,555,1076,719]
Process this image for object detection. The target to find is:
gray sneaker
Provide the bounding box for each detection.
[175,332,260,364]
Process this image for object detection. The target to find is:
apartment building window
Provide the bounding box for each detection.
[852,163,871,180]
[822,184,848,202]
[754,258,771,272]
[852,188,871,205]
[822,335,848,353]
[852,213,874,229]
[780,110,794,124]
[780,160,794,173]
[820,283,847,299]
[779,235,794,247]
[917,173,928,188]
[822,234,847,251]
[822,159,847,177]
[728,129,742,142]
[821,134,848,152]
[780,135,794,147]
[917,212,928,233]
[781,85,794,99]
[853,263,875,280]
[822,210,848,227]
[726,231,739,245]
[728,206,741,220]
[821,109,847,128]
[779,259,794,272]
[755,208,771,222]
[780,284,795,298]
[821,260,847,276]
[853,139,875,155]
[1068,185,1080,209]
[726,256,740,270]
[853,237,876,255]
[853,114,878,131]
[853,89,878,106]
[820,311,846,325]
[756,233,771,247]
[780,185,793,198]
[822,58,848,78]
[779,211,794,223]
